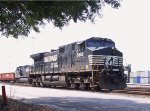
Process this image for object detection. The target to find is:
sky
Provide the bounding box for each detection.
[0,0,150,72]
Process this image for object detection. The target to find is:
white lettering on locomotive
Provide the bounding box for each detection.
[50,62,58,68]
[44,55,57,62]
[77,52,83,57]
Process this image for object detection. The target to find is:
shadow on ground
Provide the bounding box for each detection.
[20,96,150,111]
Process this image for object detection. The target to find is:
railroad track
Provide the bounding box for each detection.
[4,82,150,96]
[112,87,150,96]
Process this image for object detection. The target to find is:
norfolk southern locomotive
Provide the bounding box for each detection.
[16,37,127,90]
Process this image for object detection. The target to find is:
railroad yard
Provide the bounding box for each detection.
[0,83,150,111]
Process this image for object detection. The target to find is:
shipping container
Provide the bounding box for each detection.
[130,77,150,84]
[130,72,137,77]
[140,71,150,77]
[130,77,134,83]
[130,77,138,83]
[136,71,142,76]
[140,77,150,84]
[133,77,137,83]
[130,71,150,78]
[137,76,141,83]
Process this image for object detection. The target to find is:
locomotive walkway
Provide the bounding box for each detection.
[0,83,150,111]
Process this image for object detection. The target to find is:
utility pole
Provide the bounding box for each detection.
[127,64,131,83]
[124,64,131,83]
[2,86,7,105]
[8,56,11,72]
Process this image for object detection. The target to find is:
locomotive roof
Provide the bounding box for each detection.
[30,52,48,59]
[59,37,114,48]
[59,37,113,48]
[86,37,113,42]
[30,37,114,57]
[59,42,76,48]
[44,50,58,56]
[17,65,30,68]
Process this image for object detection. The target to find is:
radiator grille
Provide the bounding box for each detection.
[88,55,123,66]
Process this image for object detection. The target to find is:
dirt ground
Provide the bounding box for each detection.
[0,96,55,111]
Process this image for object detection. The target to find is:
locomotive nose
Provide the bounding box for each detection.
[92,47,122,57]
[88,47,123,67]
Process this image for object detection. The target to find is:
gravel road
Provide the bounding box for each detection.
[0,83,150,111]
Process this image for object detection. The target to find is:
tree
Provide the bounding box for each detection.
[0,0,121,38]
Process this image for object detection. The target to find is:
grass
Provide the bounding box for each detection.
[0,95,55,111]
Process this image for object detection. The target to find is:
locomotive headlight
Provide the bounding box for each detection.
[112,47,116,54]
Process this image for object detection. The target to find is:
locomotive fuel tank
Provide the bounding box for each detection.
[42,75,68,87]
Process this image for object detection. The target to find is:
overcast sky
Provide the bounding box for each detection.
[0,0,150,72]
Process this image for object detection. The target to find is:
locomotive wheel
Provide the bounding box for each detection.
[32,82,36,87]
[108,89,113,92]
[28,78,32,84]
[85,83,90,90]
[75,83,80,89]
[37,82,40,87]
[40,82,44,87]
[80,83,90,90]
[71,83,79,89]
[92,86,101,91]
[42,84,47,87]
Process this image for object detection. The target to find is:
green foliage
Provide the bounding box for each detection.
[0,0,121,38]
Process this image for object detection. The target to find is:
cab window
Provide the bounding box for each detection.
[78,42,85,52]
[59,47,65,53]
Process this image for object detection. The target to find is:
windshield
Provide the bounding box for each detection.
[87,40,115,48]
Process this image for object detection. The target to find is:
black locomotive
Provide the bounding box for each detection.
[16,37,127,90]
[15,65,31,83]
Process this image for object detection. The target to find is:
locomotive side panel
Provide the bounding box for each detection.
[59,44,73,73]
[59,42,87,73]
[75,41,87,72]
[30,52,48,75]
[44,51,59,74]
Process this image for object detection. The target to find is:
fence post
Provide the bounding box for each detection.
[2,85,7,105]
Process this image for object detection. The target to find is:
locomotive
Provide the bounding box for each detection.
[15,65,31,83]
[16,37,127,90]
